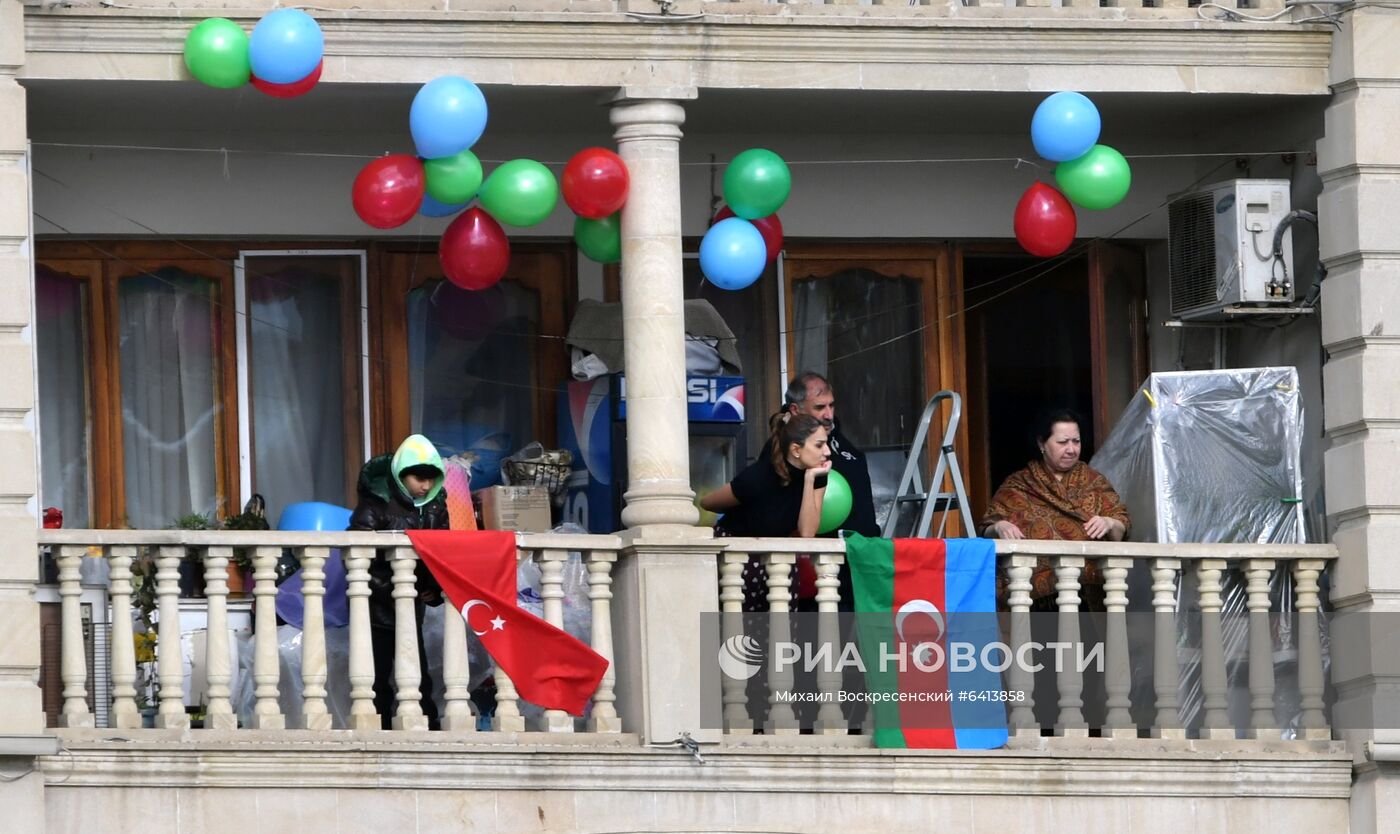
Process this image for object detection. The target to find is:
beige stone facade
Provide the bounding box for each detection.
[5,1,1400,832]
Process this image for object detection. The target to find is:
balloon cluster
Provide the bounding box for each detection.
[1014,92,1132,258]
[183,11,324,97]
[565,148,631,264]
[701,149,791,291]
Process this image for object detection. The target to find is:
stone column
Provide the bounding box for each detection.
[1317,9,1400,833]
[0,0,53,828]
[606,88,721,745]
[609,88,701,537]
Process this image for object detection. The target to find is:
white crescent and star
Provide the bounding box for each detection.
[895,598,945,644]
[461,599,507,637]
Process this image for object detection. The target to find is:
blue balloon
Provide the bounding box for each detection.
[410,77,489,161]
[278,501,353,532]
[419,193,468,218]
[699,218,766,291]
[1031,92,1102,163]
[248,9,324,85]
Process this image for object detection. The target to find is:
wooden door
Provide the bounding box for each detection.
[781,244,967,533]
[375,245,574,467]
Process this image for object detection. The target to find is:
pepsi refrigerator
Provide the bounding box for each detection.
[559,374,746,533]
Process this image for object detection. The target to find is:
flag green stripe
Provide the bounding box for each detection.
[844,534,907,749]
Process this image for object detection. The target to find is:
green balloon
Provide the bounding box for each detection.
[817,469,853,535]
[722,148,792,220]
[479,159,559,227]
[183,18,250,90]
[575,213,621,264]
[1054,144,1131,211]
[424,150,484,205]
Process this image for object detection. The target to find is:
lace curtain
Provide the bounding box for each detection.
[118,269,219,529]
[246,262,351,524]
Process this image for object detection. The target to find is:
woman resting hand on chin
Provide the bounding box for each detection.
[701,412,832,610]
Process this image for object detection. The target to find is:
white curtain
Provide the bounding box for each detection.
[247,266,347,523]
[119,270,219,529]
[36,267,91,527]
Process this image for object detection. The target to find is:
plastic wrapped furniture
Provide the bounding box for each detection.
[1090,367,1316,738]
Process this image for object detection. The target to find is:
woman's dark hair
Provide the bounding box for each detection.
[1033,407,1083,445]
[768,411,825,486]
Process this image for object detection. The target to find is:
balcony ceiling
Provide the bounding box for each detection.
[24,80,1325,144]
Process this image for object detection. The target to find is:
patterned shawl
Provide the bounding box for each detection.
[982,460,1131,600]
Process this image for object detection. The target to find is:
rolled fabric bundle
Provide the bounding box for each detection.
[444,456,477,531]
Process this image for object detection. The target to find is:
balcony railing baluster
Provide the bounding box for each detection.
[719,550,753,735]
[107,545,140,730]
[814,552,846,735]
[1197,558,1234,739]
[1245,558,1279,739]
[57,544,93,728]
[1152,557,1185,739]
[300,546,332,731]
[1294,558,1330,740]
[764,552,800,734]
[251,545,285,730]
[539,548,574,733]
[439,575,475,733]
[1103,556,1134,738]
[586,548,621,733]
[202,545,235,730]
[155,545,189,730]
[389,545,427,731]
[1054,555,1087,736]
[343,545,376,731]
[1005,553,1038,738]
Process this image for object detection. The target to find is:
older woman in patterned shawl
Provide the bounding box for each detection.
[980,408,1130,608]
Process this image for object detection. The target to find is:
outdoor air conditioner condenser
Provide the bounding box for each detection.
[1167,178,1295,320]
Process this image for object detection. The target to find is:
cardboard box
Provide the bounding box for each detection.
[477,485,552,533]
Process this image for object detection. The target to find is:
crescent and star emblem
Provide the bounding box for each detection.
[895,598,945,644]
[461,599,508,637]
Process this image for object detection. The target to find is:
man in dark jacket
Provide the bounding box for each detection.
[349,433,448,730]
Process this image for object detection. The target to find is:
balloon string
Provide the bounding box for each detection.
[29,141,1308,168]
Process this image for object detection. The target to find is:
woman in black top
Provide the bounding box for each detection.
[702,412,831,611]
[703,412,831,537]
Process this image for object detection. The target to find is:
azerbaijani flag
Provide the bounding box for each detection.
[845,534,1008,749]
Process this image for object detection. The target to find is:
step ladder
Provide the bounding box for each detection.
[881,390,975,539]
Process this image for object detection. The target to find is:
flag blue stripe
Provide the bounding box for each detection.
[944,538,1010,749]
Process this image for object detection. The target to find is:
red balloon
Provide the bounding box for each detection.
[1014,182,1077,258]
[714,205,783,264]
[252,60,322,98]
[352,155,425,230]
[561,148,630,219]
[440,208,511,291]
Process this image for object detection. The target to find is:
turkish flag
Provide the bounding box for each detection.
[405,530,608,716]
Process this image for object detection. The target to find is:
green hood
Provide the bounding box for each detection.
[388,434,446,507]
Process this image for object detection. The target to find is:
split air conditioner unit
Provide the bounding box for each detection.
[1167,178,1295,321]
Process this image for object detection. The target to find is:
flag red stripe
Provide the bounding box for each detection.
[891,538,955,748]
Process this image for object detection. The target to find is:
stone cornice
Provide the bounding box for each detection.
[19,10,1335,94]
[42,735,1354,798]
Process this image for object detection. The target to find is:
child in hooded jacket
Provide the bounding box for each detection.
[349,433,448,730]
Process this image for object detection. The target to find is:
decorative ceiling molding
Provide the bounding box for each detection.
[19,11,1334,95]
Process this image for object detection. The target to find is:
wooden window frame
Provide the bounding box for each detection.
[37,240,377,528]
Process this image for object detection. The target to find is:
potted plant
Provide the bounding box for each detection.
[222,495,270,596]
